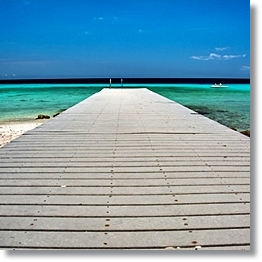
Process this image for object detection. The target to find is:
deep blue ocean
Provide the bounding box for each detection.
[0,83,250,131]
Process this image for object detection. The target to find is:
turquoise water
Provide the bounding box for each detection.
[148,84,250,131]
[0,83,250,131]
[0,84,103,121]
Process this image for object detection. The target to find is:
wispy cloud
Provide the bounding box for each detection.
[223,54,246,60]
[93,17,104,21]
[190,53,220,61]
[190,53,246,61]
[215,47,229,51]
[241,66,250,71]
[138,29,143,33]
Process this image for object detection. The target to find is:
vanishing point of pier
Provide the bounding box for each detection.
[0,88,250,250]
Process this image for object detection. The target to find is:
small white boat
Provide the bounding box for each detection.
[211,83,228,88]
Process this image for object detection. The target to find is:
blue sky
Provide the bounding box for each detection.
[0,0,250,79]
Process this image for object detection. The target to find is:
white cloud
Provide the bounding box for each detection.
[190,53,246,61]
[190,55,208,60]
[222,54,246,60]
[94,17,104,21]
[215,47,229,51]
[209,53,221,59]
[190,53,221,61]
[241,66,250,71]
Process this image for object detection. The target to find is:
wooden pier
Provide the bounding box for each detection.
[0,88,250,250]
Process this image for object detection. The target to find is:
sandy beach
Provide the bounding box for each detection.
[0,120,47,148]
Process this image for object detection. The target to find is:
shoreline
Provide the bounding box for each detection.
[0,119,48,148]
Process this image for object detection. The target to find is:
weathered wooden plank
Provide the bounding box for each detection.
[0,177,250,186]
[0,171,250,179]
[0,203,250,217]
[0,156,250,163]
[0,229,249,249]
[8,138,249,145]
[0,215,249,231]
[0,185,250,195]
[0,152,249,158]
[1,142,250,148]
[0,193,250,205]
[0,160,250,167]
[2,141,250,147]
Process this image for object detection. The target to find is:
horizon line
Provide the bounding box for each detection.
[0,77,250,85]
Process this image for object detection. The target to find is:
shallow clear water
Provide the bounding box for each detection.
[148,84,250,131]
[0,83,250,131]
[0,84,103,121]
